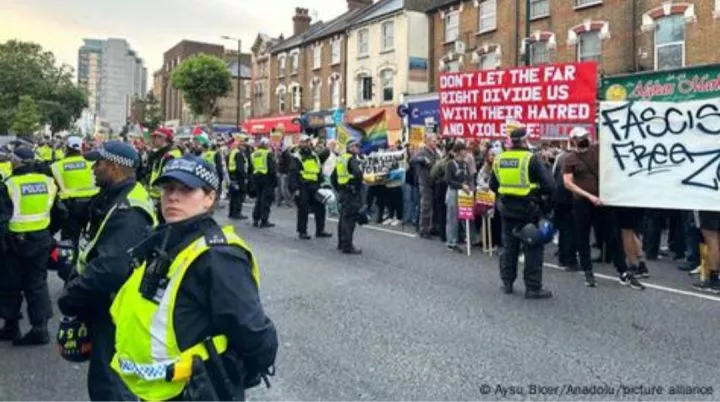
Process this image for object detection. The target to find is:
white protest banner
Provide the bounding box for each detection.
[362,150,406,176]
[599,99,720,212]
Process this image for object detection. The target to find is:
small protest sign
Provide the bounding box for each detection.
[458,191,475,220]
[362,150,406,176]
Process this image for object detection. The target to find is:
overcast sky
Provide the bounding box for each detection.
[1,0,348,83]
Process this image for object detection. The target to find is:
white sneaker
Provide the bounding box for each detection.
[391,219,400,227]
[382,218,393,225]
[689,266,701,275]
[519,255,525,264]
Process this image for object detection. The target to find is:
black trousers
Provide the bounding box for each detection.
[87,315,135,401]
[554,203,577,267]
[433,183,447,240]
[252,184,273,224]
[296,186,326,235]
[419,185,434,235]
[338,190,361,251]
[0,231,53,325]
[61,197,93,245]
[500,217,544,291]
[573,198,627,275]
[228,187,246,218]
[384,186,403,221]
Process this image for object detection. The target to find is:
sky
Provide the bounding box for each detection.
[0,0,348,84]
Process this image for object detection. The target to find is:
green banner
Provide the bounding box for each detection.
[600,64,720,102]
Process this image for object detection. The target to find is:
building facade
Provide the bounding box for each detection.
[250,34,281,118]
[345,0,434,139]
[77,39,104,117]
[428,0,720,90]
[215,50,253,126]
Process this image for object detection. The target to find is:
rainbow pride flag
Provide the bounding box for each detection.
[338,110,388,154]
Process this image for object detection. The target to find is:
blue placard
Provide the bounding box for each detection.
[406,99,439,127]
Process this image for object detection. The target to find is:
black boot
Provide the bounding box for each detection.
[13,326,50,346]
[525,289,553,299]
[0,320,20,341]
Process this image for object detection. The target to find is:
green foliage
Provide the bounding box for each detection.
[143,92,162,131]
[10,95,41,136]
[171,53,231,126]
[0,40,88,134]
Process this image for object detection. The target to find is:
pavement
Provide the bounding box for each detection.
[1,203,719,401]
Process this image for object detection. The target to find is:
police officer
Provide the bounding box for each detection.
[489,128,555,299]
[58,140,157,400]
[228,138,249,220]
[36,139,54,164]
[290,135,332,240]
[0,148,12,181]
[250,138,277,228]
[147,128,183,214]
[0,147,62,345]
[110,156,278,401]
[332,139,363,254]
[50,136,99,246]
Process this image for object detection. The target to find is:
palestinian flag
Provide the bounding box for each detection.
[193,125,210,145]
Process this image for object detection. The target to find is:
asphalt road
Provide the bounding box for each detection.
[1,204,719,401]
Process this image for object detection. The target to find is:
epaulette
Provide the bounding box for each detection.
[202,224,227,247]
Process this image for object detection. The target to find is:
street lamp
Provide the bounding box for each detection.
[221,35,244,133]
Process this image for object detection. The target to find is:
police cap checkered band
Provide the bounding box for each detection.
[85,140,139,168]
[156,156,220,190]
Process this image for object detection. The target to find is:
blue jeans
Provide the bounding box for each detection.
[445,188,478,247]
[403,184,419,225]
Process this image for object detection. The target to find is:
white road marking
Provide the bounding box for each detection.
[326,217,418,238]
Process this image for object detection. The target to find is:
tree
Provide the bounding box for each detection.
[10,95,41,136]
[143,92,162,131]
[171,53,231,129]
[39,83,88,134]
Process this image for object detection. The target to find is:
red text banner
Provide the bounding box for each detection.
[439,62,598,140]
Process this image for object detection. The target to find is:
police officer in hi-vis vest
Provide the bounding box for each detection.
[332,139,364,254]
[110,155,278,401]
[227,138,249,220]
[50,136,99,246]
[290,135,332,240]
[57,140,157,401]
[148,128,183,215]
[250,138,277,228]
[0,147,64,345]
[489,128,555,299]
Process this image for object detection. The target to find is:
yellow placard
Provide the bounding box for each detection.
[409,125,424,147]
[475,190,496,206]
[458,191,475,208]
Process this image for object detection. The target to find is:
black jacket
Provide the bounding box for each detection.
[58,178,155,320]
[289,148,322,192]
[331,154,363,193]
[252,148,277,188]
[229,149,249,191]
[445,158,469,190]
[131,214,278,383]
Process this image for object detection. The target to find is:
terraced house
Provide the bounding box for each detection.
[427,0,720,90]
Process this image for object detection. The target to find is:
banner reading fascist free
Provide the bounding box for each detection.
[439,62,598,140]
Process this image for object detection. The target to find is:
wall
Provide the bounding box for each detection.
[406,10,430,95]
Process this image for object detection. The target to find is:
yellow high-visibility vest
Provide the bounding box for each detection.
[149,149,183,199]
[5,173,57,233]
[492,150,538,197]
[335,153,351,185]
[0,161,12,181]
[50,155,99,200]
[110,226,260,401]
[251,149,269,175]
[300,155,320,182]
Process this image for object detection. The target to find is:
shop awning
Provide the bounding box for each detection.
[242,115,301,134]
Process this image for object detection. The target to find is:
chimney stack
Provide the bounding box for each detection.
[293,8,312,36]
[347,0,372,11]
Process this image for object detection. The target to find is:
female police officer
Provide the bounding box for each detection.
[109,155,278,401]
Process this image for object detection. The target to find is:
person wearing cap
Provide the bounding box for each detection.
[489,127,555,299]
[147,128,183,214]
[227,139,249,220]
[250,137,277,228]
[332,139,364,254]
[290,134,332,240]
[50,136,99,246]
[0,147,64,345]
[109,155,278,401]
[563,127,645,290]
[57,140,157,400]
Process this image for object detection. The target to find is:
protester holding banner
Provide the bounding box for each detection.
[489,128,555,299]
[562,127,644,290]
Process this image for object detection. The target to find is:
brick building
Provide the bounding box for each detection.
[250,34,281,118]
[427,0,720,90]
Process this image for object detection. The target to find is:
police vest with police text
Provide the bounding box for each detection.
[76,182,157,275]
[109,225,260,401]
[5,173,57,233]
[492,150,538,197]
[50,155,99,200]
[251,149,269,175]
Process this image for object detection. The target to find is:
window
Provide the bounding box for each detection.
[445,11,459,42]
[478,52,499,70]
[447,60,461,72]
[291,53,299,74]
[381,21,395,51]
[291,86,301,111]
[358,29,369,57]
[478,0,497,33]
[530,0,549,18]
[331,78,341,108]
[529,41,549,65]
[278,56,286,74]
[577,31,601,62]
[313,46,321,69]
[655,15,685,70]
[332,40,341,64]
[380,70,394,102]
[312,81,321,110]
[278,89,286,113]
[357,75,372,102]
[575,0,601,6]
